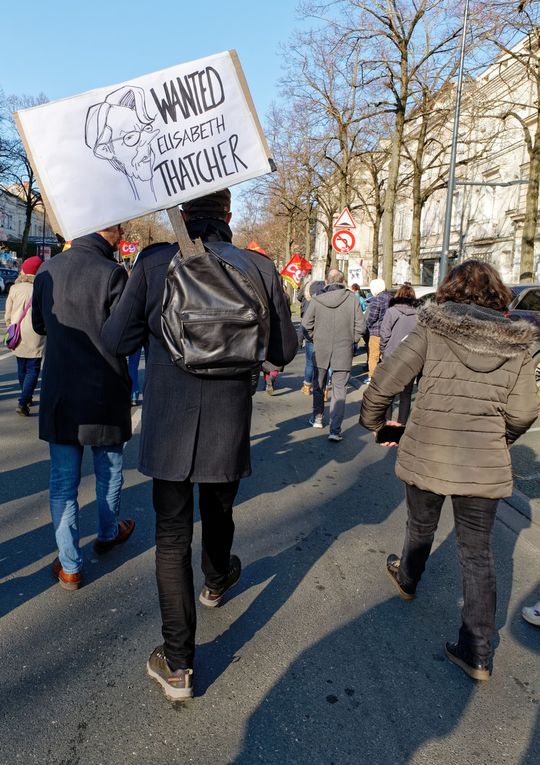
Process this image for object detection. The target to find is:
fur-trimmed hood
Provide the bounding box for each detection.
[419,301,536,372]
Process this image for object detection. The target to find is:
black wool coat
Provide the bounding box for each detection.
[32,234,132,446]
[101,221,298,483]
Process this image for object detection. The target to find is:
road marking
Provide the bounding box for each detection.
[131,406,142,431]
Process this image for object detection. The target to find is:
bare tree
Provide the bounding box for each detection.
[0,93,48,259]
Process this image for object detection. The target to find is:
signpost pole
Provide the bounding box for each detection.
[167,207,205,258]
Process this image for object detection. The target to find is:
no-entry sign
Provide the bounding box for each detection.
[332,229,356,254]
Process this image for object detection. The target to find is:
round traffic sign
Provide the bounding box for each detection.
[332,229,356,254]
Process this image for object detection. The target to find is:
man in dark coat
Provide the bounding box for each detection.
[32,225,136,592]
[302,269,366,441]
[101,189,297,700]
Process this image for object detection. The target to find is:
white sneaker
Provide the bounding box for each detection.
[328,433,343,442]
[309,415,324,429]
[522,601,540,626]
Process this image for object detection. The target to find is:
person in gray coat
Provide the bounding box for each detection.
[101,189,297,700]
[379,284,418,423]
[360,260,539,682]
[302,270,366,441]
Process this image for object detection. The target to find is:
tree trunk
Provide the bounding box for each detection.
[305,206,311,262]
[21,197,33,260]
[371,213,381,279]
[410,188,422,284]
[381,111,405,288]
[520,142,540,281]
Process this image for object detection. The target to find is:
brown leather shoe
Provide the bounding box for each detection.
[52,557,82,591]
[93,519,136,554]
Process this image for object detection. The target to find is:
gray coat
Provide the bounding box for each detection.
[302,286,366,370]
[101,222,298,483]
[360,301,539,499]
[379,301,417,358]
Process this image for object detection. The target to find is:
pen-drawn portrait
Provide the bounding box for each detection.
[85,86,160,201]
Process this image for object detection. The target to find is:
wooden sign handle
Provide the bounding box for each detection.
[167,206,205,257]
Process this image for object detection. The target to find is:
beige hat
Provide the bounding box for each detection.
[370,278,386,297]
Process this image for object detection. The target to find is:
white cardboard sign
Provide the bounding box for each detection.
[15,50,272,240]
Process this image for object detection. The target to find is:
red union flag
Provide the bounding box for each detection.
[280,254,312,288]
[119,240,140,257]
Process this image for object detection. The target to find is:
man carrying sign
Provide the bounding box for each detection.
[101,189,297,699]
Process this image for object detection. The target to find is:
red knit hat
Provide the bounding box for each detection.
[21,256,43,275]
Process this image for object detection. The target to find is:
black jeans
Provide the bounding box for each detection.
[399,484,498,662]
[153,478,239,670]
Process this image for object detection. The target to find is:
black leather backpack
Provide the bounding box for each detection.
[161,240,270,377]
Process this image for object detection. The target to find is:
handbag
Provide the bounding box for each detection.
[4,299,32,350]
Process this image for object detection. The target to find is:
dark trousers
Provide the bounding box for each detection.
[399,484,497,661]
[16,357,41,407]
[386,381,414,424]
[313,368,350,435]
[153,478,239,670]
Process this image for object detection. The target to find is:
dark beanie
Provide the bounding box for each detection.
[182,189,231,219]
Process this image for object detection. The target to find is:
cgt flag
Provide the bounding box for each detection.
[280,254,312,288]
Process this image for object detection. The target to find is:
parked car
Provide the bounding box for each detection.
[0,267,19,294]
[506,284,540,391]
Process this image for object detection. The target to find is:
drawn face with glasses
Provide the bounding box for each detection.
[98,105,159,182]
[85,86,161,200]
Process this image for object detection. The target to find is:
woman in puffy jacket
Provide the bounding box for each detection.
[4,256,45,416]
[379,284,418,423]
[360,260,539,682]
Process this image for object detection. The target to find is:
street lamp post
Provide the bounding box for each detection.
[439,0,470,284]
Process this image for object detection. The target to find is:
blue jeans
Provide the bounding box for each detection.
[303,341,315,385]
[128,347,144,401]
[16,357,41,407]
[49,443,124,573]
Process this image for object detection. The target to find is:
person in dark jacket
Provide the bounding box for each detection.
[302,269,366,441]
[101,189,298,700]
[360,260,539,682]
[32,226,136,592]
[379,284,418,423]
[366,277,393,380]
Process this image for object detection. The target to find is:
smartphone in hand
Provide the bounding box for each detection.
[376,424,405,444]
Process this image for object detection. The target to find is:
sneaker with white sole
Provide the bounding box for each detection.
[199,554,241,608]
[309,414,324,429]
[146,645,193,700]
[328,433,342,442]
[522,600,540,626]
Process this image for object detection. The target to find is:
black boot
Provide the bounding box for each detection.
[445,642,490,681]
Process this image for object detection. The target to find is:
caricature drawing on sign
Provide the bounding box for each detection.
[85,86,160,202]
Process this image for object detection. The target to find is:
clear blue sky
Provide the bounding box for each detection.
[2,0,305,129]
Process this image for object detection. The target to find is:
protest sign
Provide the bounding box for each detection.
[15,51,272,241]
[280,254,312,289]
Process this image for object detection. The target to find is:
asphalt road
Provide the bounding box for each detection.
[0,299,539,765]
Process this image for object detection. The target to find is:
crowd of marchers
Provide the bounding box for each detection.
[3,192,540,698]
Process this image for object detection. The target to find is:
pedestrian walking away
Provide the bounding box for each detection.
[4,256,46,417]
[302,269,366,441]
[379,283,418,424]
[32,224,135,592]
[366,277,393,381]
[101,189,297,700]
[360,260,539,682]
[297,278,325,395]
